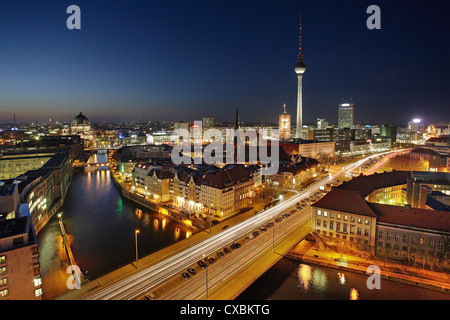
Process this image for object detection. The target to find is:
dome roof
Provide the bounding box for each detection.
[72,112,89,125]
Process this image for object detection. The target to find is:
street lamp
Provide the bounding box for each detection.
[271,216,275,253]
[209,204,213,234]
[135,229,140,269]
[203,254,208,300]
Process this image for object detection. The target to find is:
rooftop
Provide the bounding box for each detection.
[41,152,68,169]
[370,202,450,233]
[313,188,378,218]
[0,183,17,197]
[337,171,410,197]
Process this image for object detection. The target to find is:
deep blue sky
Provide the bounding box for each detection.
[0,0,449,125]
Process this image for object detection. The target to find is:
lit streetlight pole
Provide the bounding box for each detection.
[271,216,275,253]
[135,229,139,269]
[203,254,208,300]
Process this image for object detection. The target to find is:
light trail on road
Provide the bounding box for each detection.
[161,209,310,300]
[80,149,409,300]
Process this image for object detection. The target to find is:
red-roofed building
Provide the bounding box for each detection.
[312,189,378,252]
[268,157,320,190]
[312,171,450,269]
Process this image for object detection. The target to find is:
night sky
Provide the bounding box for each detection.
[0,0,449,125]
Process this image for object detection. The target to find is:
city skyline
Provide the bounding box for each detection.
[1,1,450,304]
[1,1,450,125]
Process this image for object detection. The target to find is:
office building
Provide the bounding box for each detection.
[294,15,306,139]
[279,104,291,141]
[311,171,450,269]
[317,118,328,129]
[338,100,355,129]
[202,117,214,128]
[70,112,96,149]
[0,211,42,300]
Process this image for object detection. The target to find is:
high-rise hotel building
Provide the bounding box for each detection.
[338,100,355,129]
[0,210,42,300]
[294,15,306,139]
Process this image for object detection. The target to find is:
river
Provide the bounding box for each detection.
[37,152,192,282]
[37,152,449,300]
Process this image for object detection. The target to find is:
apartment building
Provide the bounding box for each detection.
[0,210,42,300]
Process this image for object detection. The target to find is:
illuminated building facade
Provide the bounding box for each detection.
[294,15,306,139]
[280,140,335,159]
[0,151,73,234]
[267,157,319,190]
[202,117,214,128]
[0,153,53,180]
[132,163,173,203]
[0,213,42,300]
[70,112,96,149]
[278,104,291,141]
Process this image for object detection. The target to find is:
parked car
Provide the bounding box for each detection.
[231,242,241,249]
[187,268,196,275]
[182,272,190,280]
[146,292,156,300]
[223,247,231,254]
[197,260,207,269]
[217,251,225,259]
[207,257,215,265]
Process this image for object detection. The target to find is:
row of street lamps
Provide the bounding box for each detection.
[59,205,282,299]
[133,227,210,299]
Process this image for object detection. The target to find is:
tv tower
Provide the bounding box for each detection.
[294,14,306,139]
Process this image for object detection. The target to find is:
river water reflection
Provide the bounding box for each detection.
[237,258,449,300]
[37,164,191,281]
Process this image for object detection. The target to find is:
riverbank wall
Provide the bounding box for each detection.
[286,242,450,294]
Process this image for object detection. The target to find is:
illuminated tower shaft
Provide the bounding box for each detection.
[279,103,291,141]
[295,15,306,139]
[295,74,304,139]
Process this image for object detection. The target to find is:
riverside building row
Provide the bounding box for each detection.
[0,150,73,300]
